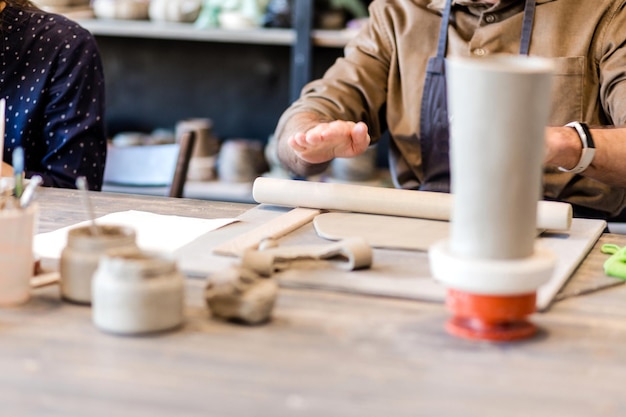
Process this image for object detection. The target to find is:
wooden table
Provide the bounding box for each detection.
[6,188,626,416]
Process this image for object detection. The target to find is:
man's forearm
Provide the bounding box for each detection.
[583,127,626,187]
[546,126,626,188]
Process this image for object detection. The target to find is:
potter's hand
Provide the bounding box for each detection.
[288,121,371,165]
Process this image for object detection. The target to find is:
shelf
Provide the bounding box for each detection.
[102,180,255,204]
[77,18,355,48]
[311,29,357,48]
[101,170,391,204]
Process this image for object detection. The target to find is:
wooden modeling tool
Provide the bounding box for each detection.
[212,207,321,257]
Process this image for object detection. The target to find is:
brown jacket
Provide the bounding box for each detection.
[276,0,626,218]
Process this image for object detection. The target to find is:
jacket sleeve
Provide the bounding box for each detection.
[275,1,394,145]
[597,0,626,126]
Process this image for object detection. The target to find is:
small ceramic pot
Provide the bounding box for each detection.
[92,251,185,335]
[92,0,150,20]
[148,0,203,23]
[60,224,138,304]
[217,139,268,183]
[330,145,378,182]
[175,118,220,158]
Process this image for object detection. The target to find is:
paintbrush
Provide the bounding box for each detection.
[12,146,24,198]
[19,174,43,208]
[75,176,100,236]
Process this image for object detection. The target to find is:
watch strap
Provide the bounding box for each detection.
[558,121,596,174]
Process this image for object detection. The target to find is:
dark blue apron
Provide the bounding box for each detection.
[418,0,537,192]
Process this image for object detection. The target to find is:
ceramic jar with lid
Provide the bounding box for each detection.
[60,224,138,304]
[92,251,185,335]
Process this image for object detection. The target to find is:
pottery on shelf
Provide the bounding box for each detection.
[217,138,268,183]
[148,0,203,23]
[92,0,150,20]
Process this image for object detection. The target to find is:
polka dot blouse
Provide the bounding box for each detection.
[0,5,106,190]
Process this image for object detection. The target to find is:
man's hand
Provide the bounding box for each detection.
[288,120,371,164]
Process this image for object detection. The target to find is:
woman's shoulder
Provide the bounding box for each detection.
[4,5,93,40]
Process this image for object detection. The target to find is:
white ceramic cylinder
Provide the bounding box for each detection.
[60,225,138,304]
[92,251,185,335]
[446,55,554,260]
[0,204,38,306]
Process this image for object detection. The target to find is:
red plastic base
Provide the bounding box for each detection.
[445,288,538,342]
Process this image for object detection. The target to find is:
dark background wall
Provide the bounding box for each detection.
[95,36,345,143]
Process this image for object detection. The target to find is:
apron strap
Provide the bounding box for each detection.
[414,0,537,192]
[519,0,536,55]
[436,0,453,59]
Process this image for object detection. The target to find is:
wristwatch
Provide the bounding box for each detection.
[558,121,596,174]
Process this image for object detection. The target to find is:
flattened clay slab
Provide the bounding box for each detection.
[313,212,450,251]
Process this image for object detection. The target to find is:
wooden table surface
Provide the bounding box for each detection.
[6,187,626,417]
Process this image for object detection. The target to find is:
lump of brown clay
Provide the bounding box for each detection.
[205,266,278,325]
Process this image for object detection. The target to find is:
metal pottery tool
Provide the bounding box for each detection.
[75,176,100,236]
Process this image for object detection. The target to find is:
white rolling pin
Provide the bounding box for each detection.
[252,177,572,231]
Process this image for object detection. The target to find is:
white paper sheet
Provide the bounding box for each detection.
[34,210,238,260]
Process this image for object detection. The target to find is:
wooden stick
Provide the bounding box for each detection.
[212,207,321,257]
[31,272,60,289]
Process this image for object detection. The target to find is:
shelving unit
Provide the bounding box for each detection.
[77,4,357,103]
[77,18,355,47]
[79,7,364,201]
[78,14,356,141]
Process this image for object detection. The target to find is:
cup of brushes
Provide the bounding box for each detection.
[0,146,41,305]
